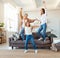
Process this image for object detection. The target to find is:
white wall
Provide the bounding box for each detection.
[25,9,60,38]
[0,2,4,22]
[47,9,60,38]
[0,1,60,38]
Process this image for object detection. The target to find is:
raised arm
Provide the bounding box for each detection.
[42,0,47,16]
[28,18,37,23]
[18,8,23,31]
[20,8,23,19]
[42,0,47,9]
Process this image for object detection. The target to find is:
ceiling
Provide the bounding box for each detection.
[0,0,60,10]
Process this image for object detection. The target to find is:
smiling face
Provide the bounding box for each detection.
[40,8,45,15]
[23,13,28,19]
[25,22,30,27]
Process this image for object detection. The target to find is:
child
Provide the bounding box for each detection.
[37,0,47,41]
[24,22,37,53]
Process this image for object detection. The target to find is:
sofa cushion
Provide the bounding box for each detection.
[35,40,50,45]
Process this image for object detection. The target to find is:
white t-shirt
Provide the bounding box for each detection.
[40,14,47,25]
[19,19,27,33]
[25,26,32,35]
[22,19,27,28]
[40,9,47,25]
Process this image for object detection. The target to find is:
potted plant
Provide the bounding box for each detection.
[0,23,4,27]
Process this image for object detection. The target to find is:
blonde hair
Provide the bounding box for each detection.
[24,13,28,16]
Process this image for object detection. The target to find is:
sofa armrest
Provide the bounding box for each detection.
[48,36,53,44]
[46,32,57,44]
[9,37,14,42]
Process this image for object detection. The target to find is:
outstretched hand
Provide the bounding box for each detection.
[35,18,39,21]
[34,19,41,23]
[43,0,46,4]
[42,0,46,9]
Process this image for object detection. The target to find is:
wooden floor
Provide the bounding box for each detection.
[0,49,60,58]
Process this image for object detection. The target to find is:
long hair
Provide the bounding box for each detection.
[41,8,45,14]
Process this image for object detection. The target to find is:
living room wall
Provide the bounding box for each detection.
[0,1,60,39]
[25,9,60,38]
[0,2,4,22]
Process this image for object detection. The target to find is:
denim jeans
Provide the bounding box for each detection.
[25,35,37,50]
[19,28,25,40]
[37,23,47,40]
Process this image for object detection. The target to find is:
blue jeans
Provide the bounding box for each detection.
[25,35,37,50]
[19,28,24,40]
[37,23,47,40]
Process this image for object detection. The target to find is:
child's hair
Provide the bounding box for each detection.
[25,22,30,27]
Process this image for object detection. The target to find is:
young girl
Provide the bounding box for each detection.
[37,0,47,41]
[24,22,37,53]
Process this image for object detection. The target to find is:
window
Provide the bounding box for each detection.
[4,3,18,32]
